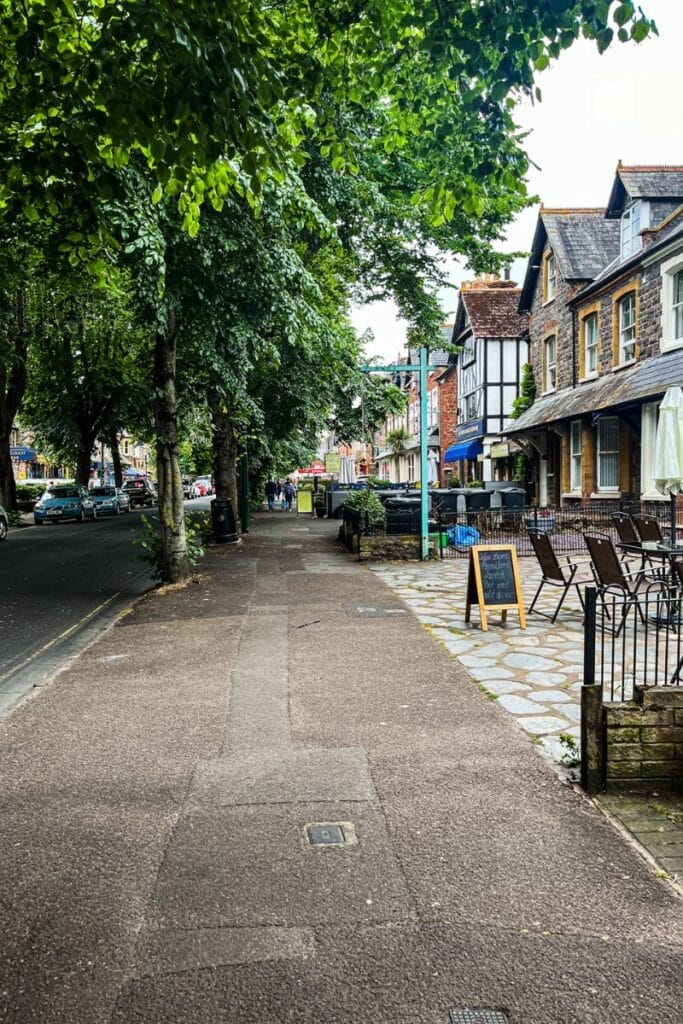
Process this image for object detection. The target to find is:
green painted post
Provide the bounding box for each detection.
[360,352,445,564]
[419,347,429,561]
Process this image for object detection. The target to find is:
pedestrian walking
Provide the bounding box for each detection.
[275,479,283,501]
[284,478,296,511]
[265,479,277,511]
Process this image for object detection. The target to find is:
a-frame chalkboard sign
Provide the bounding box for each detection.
[465,545,526,631]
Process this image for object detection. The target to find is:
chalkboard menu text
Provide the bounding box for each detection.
[465,545,526,631]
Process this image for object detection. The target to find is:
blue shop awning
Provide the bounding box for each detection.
[443,439,483,463]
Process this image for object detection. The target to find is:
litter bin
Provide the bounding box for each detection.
[385,497,421,535]
[211,495,239,544]
[500,487,526,527]
[463,490,491,513]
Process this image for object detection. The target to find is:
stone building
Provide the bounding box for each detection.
[508,164,683,508]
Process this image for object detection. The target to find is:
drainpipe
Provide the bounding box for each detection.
[571,306,577,388]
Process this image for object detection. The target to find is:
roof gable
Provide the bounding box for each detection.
[606,164,683,218]
[519,209,620,311]
[456,279,526,339]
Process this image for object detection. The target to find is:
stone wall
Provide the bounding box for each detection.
[527,249,578,395]
[358,535,438,562]
[604,687,683,793]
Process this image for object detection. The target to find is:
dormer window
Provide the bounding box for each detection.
[620,200,643,259]
[543,251,556,302]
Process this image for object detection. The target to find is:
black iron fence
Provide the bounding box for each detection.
[342,500,678,562]
[436,502,677,559]
[584,583,683,704]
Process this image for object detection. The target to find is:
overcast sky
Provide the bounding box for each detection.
[351,0,683,361]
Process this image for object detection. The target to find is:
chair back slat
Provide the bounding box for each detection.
[584,533,627,589]
[632,515,663,543]
[528,529,564,582]
[611,512,640,546]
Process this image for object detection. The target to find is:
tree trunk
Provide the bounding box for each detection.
[109,431,123,488]
[154,312,188,583]
[0,290,29,511]
[208,386,239,527]
[75,444,94,487]
[0,441,16,511]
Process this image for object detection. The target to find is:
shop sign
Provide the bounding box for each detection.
[455,418,485,441]
[10,446,37,461]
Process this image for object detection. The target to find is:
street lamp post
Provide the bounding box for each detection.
[361,348,446,561]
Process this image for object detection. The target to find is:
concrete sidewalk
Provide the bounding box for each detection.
[0,513,681,1024]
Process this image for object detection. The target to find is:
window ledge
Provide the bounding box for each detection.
[590,491,621,499]
[541,387,556,397]
[561,491,583,499]
[661,339,683,354]
[579,372,599,383]
[610,361,636,373]
[641,493,668,502]
[542,297,556,307]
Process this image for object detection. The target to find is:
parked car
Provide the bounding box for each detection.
[182,477,193,499]
[34,485,96,524]
[0,503,8,541]
[90,486,131,516]
[122,478,157,508]
[191,476,213,497]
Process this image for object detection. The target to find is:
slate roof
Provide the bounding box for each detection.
[544,210,620,279]
[572,204,683,303]
[606,164,683,217]
[460,281,527,339]
[506,348,683,433]
[519,210,620,311]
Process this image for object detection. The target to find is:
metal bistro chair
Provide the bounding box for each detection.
[611,512,655,576]
[527,530,592,623]
[583,533,657,636]
[632,514,664,544]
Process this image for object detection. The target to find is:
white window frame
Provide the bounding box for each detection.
[407,453,416,481]
[660,252,683,353]
[570,420,582,492]
[620,200,642,260]
[597,416,620,492]
[583,312,598,377]
[544,251,556,302]
[428,387,439,430]
[673,269,683,343]
[543,335,556,393]
[618,293,636,365]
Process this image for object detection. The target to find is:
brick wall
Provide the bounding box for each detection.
[438,369,457,486]
[604,687,683,793]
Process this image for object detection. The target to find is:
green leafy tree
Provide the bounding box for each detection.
[21,281,148,486]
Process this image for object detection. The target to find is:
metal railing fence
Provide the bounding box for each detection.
[583,583,683,704]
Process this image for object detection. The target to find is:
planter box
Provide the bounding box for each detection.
[524,515,556,535]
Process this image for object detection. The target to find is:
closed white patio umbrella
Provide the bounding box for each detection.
[339,456,356,485]
[653,386,683,547]
[427,449,439,484]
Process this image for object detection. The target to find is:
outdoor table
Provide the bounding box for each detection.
[617,539,683,582]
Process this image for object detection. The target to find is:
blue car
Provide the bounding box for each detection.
[90,486,131,516]
[34,484,96,524]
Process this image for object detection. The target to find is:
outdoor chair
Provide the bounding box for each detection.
[527,529,592,623]
[611,512,657,576]
[583,533,663,636]
[632,514,664,544]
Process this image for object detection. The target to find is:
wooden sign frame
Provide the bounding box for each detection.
[465,544,526,632]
